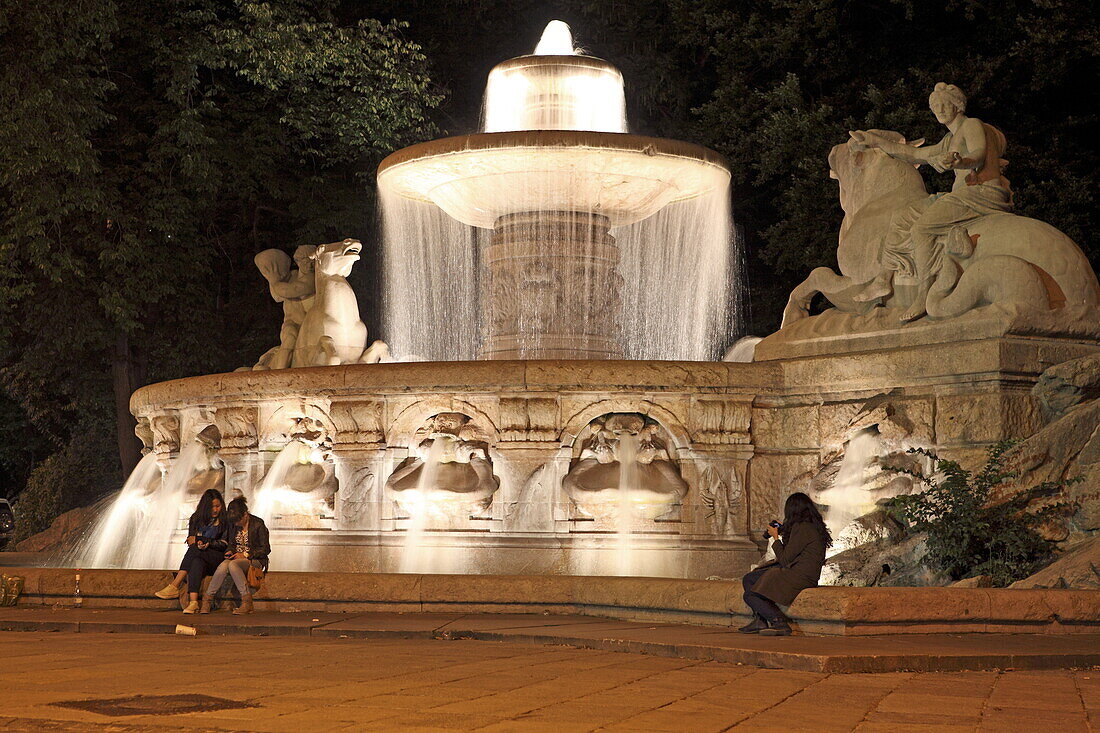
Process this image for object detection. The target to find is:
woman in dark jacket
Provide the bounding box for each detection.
[740,492,831,636]
[201,496,270,615]
[153,489,230,612]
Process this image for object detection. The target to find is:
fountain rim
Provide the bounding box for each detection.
[487,53,622,77]
[129,359,776,415]
[376,131,731,181]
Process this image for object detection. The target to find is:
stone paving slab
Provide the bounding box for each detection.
[0,631,1095,733]
[2,605,1098,674]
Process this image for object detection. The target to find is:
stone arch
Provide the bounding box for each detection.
[559,399,691,451]
[387,397,499,447]
[259,400,338,448]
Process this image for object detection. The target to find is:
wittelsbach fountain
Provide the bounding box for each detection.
[71,23,1099,581]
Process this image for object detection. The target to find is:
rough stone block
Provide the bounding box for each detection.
[936,391,1042,445]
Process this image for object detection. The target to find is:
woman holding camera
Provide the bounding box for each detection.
[740,492,831,636]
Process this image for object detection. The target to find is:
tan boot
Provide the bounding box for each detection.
[154,583,178,600]
[232,595,253,615]
[199,597,213,614]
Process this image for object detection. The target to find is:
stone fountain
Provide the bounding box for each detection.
[68,24,1100,583]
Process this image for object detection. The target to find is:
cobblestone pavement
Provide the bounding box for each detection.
[2,632,1095,732]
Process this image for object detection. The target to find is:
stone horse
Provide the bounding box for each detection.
[293,239,391,367]
[781,132,1099,327]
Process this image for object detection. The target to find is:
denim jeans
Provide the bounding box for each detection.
[207,558,252,598]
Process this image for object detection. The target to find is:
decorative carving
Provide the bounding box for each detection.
[692,398,751,444]
[134,417,154,452]
[329,400,385,444]
[498,397,558,441]
[150,414,180,453]
[699,464,743,536]
[482,213,624,359]
[337,464,376,528]
[385,412,500,519]
[562,413,688,519]
[214,406,258,450]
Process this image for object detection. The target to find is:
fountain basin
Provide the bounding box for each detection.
[129,360,770,577]
[377,131,730,228]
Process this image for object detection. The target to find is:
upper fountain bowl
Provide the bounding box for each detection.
[376,131,730,229]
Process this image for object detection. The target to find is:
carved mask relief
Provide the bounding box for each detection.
[384,412,500,520]
[562,413,688,520]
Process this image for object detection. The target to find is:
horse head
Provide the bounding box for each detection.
[313,238,363,279]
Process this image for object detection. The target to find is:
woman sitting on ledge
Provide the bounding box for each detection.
[740,492,831,636]
[200,496,270,615]
[154,489,228,611]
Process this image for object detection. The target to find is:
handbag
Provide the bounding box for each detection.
[246,563,266,591]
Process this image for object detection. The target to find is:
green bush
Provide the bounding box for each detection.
[11,426,119,546]
[885,442,1078,587]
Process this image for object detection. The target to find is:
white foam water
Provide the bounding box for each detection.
[66,443,208,569]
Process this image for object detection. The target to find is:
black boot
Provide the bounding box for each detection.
[738,615,769,634]
[759,618,792,636]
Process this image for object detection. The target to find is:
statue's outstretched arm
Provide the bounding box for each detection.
[850,130,945,167]
[270,275,315,301]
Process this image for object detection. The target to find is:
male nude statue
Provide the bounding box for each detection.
[252,245,317,370]
[849,83,1012,322]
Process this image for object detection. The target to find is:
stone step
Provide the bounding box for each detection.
[1,606,1096,673]
[5,566,1098,636]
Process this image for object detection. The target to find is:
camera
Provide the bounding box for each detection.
[761,520,782,540]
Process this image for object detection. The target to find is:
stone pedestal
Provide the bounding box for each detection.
[480,211,622,360]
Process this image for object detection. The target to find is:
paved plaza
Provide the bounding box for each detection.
[2,631,1096,732]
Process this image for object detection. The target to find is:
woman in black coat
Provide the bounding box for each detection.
[740,492,832,636]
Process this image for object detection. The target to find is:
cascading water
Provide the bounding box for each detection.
[817,429,882,546]
[64,452,163,568]
[250,440,331,571]
[613,432,640,576]
[380,20,736,362]
[67,443,208,569]
[251,441,317,524]
[398,438,462,573]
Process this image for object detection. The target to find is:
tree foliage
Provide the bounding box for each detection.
[886,442,1079,587]
[0,0,440,537]
[1,0,1096,537]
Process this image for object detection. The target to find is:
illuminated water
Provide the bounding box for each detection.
[67,444,207,569]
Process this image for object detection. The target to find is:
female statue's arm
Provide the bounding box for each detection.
[849,130,945,167]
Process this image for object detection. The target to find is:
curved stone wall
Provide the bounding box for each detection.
[130,360,772,577]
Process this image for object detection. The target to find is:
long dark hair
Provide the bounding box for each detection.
[781,492,833,548]
[191,489,225,527]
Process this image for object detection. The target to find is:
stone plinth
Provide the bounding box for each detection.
[481,212,622,360]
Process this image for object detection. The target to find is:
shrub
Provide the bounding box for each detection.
[885,441,1078,587]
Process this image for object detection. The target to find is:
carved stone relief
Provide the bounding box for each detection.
[562,413,689,520]
[385,412,500,520]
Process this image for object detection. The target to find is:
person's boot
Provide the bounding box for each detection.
[738,615,769,634]
[759,618,793,636]
[154,583,178,600]
[233,595,253,615]
[199,596,213,614]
